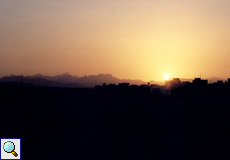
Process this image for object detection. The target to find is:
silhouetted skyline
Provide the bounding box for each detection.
[2,76,230,159]
[0,72,229,88]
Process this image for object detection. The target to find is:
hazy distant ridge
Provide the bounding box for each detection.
[0,73,226,87]
[0,73,161,87]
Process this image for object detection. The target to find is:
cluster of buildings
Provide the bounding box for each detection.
[165,77,230,89]
[94,77,230,95]
[165,78,208,89]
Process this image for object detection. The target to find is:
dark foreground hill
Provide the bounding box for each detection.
[1,82,230,160]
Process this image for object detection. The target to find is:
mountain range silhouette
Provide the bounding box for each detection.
[0,73,226,87]
[0,73,165,87]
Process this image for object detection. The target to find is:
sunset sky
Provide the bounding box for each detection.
[1,0,230,81]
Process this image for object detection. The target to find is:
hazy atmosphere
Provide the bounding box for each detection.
[2,1,230,159]
[1,0,230,81]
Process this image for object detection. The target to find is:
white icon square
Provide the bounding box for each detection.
[1,138,21,160]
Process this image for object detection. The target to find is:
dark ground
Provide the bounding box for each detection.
[1,82,230,160]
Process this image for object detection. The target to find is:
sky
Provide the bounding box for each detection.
[1,0,230,81]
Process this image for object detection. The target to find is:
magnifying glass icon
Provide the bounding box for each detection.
[3,141,18,157]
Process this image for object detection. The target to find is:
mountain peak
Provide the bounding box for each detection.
[56,72,71,77]
[9,74,17,77]
[62,72,70,75]
[34,73,43,77]
[26,73,44,78]
[98,73,113,77]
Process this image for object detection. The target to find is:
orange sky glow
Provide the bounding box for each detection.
[1,0,230,81]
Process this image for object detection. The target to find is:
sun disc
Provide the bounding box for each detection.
[164,74,170,80]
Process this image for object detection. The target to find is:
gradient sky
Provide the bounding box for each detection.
[1,0,230,81]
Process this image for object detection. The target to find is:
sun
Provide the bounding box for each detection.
[164,74,170,80]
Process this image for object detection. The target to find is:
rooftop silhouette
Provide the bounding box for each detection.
[1,75,230,159]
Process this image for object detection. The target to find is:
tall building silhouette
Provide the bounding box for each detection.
[193,78,208,85]
[165,78,181,89]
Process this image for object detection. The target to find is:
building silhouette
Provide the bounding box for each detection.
[192,78,208,85]
[165,78,182,89]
